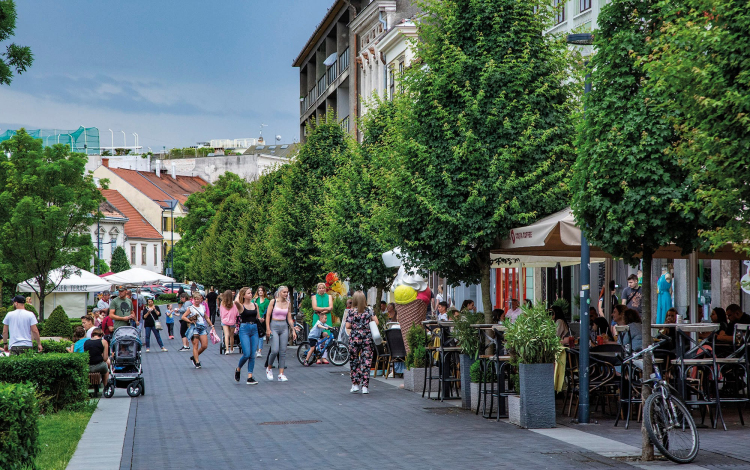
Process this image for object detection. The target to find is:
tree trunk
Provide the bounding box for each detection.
[640,249,654,460]
[479,255,492,324]
[375,285,383,315]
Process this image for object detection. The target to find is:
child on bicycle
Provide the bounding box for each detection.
[304,313,330,366]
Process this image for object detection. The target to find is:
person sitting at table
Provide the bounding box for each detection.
[386,302,397,322]
[591,316,614,342]
[501,298,523,323]
[549,306,571,340]
[436,301,450,321]
[618,308,643,352]
[716,304,750,344]
[491,308,504,324]
[460,299,476,313]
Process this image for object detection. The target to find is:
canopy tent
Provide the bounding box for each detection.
[18,267,112,319]
[103,268,175,286]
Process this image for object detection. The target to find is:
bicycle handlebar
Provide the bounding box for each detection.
[621,334,669,364]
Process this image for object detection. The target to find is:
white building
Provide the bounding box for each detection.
[92,199,128,269]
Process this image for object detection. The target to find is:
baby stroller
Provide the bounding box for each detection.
[219,326,243,355]
[103,326,145,398]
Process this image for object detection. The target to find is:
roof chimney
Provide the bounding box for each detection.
[155,159,161,177]
[171,162,176,179]
[102,158,109,168]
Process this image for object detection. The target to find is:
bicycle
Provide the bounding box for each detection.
[623,336,699,464]
[296,326,349,366]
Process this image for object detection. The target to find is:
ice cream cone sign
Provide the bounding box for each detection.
[741,261,750,295]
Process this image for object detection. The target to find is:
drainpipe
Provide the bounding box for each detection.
[379,11,388,96]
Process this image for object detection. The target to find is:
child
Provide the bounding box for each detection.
[304,313,330,366]
[165,304,175,339]
[316,329,332,355]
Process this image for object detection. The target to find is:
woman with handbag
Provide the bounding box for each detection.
[182,292,216,369]
[143,298,167,352]
[234,287,261,385]
[346,291,378,394]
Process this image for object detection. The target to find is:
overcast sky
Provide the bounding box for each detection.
[0,0,333,150]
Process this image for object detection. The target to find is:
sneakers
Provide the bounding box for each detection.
[247,376,258,385]
[278,374,288,382]
[145,348,150,352]
[350,385,360,393]
[256,350,262,357]
[235,369,241,382]
[195,362,202,369]
[266,369,273,381]
[361,386,369,394]
[179,346,190,352]
[161,347,168,352]
[190,357,196,367]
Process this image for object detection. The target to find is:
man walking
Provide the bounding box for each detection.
[622,274,643,315]
[2,295,42,355]
[109,287,135,331]
[206,286,219,325]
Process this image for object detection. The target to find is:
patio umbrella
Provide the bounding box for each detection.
[104,267,175,286]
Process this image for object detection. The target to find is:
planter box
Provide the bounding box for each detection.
[508,395,521,425]
[518,363,556,429]
[459,354,476,409]
[403,367,439,394]
[470,382,500,415]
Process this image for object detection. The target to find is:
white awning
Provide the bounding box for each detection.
[18,266,112,293]
[103,268,175,286]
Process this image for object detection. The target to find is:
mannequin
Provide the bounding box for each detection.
[656,269,673,324]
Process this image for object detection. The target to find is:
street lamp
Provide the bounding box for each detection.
[155,199,178,293]
[108,129,114,154]
[567,32,594,425]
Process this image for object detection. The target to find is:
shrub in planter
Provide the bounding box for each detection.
[452,311,485,358]
[40,306,72,338]
[404,324,427,370]
[469,359,495,384]
[0,353,88,412]
[40,339,73,354]
[0,382,39,470]
[331,297,345,323]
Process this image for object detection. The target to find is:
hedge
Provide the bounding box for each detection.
[0,353,88,412]
[0,382,39,470]
[159,293,177,302]
[40,306,72,338]
[40,339,72,354]
[8,303,38,316]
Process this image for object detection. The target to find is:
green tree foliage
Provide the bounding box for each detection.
[94,257,110,274]
[380,0,577,320]
[40,305,72,337]
[110,246,130,273]
[0,130,104,319]
[0,0,33,86]
[316,102,398,311]
[268,116,347,291]
[570,0,705,458]
[645,0,750,256]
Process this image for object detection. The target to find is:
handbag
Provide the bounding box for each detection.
[255,317,267,337]
[155,320,163,331]
[209,328,221,344]
[369,320,382,346]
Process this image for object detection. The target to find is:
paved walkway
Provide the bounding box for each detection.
[66,395,130,470]
[102,337,750,470]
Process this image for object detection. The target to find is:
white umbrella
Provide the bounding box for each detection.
[103,268,175,286]
[18,266,112,293]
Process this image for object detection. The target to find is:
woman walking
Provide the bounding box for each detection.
[219,290,239,354]
[346,291,378,394]
[182,292,215,369]
[234,287,260,384]
[265,286,296,381]
[254,285,270,358]
[143,299,167,352]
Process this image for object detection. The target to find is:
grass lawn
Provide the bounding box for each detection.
[35,400,97,470]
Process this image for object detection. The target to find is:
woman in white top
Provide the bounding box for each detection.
[182,292,215,369]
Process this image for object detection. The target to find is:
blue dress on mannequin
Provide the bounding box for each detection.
[656,274,672,324]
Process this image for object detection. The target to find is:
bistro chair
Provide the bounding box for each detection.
[481,325,513,421]
[715,324,750,426]
[373,341,390,378]
[384,328,406,379]
[434,321,462,401]
[567,349,618,418]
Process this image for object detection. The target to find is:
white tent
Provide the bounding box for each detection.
[103,267,175,286]
[18,267,113,318]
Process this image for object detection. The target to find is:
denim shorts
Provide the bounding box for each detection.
[186,323,208,338]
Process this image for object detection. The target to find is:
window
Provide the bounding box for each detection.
[154,245,158,264]
[525,268,534,300]
[130,245,136,264]
[554,0,565,24]
[398,60,405,94]
[389,68,395,100]
[580,0,591,12]
[141,245,147,265]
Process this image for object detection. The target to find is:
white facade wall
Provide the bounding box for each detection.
[90,219,126,265]
[125,239,162,274]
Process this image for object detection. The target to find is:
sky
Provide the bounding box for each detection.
[0,0,334,151]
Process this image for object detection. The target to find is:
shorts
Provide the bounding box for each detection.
[9,346,32,356]
[89,361,108,380]
[179,320,188,338]
[186,323,208,338]
[308,338,318,348]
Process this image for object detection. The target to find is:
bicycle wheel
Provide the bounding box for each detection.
[643,391,699,464]
[328,342,350,366]
[296,342,311,365]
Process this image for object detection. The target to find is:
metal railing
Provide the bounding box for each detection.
[300,47,350,115]
[340,115,350,132]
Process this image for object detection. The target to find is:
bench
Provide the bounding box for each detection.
[89,372,102,397]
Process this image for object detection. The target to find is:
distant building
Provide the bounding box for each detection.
[92,199,128,268]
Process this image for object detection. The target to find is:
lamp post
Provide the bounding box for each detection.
[108,129,114,154]
[567,32,594,424]
[155,199,178,292]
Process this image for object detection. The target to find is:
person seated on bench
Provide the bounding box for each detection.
[84,328,110,388]
[67,326,87,353]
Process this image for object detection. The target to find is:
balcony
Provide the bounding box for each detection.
[340,115,350,132]
[300,47,350,116]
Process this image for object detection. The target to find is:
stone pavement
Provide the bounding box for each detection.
[109,337,750,470]
[66,394,130,470]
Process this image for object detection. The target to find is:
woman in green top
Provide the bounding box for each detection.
[254,285,271,358]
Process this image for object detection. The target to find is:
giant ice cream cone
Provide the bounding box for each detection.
[396,299,428,354]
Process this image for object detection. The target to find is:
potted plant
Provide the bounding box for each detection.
[503,304,562,428]
[402,324,438,393]
[451,311,485,409]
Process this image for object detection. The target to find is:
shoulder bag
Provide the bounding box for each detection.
[368,309,382,346]
[151,308,163,330]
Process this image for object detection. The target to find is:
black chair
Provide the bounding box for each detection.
[384,328,406,379]
[373,342,390,378]
[715,324,750,426]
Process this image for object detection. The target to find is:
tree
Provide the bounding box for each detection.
[110,246,130,273]
[316,102,398,313]
[380,0,578,321]
[267,116,347,291]
[0,0,33,86]
[645,0,750,256]
[0,130,104,319]
[570,0,706,458]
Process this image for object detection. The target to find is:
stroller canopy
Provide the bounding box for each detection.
[112,326,140,342]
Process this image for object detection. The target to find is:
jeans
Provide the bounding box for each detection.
[237,323,259,373]
[258,334,264,351]
[166,323,174,336]
[268,320,289,369]
[144,326,164,348]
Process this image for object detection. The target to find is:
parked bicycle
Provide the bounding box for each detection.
[296,326,349,366]
[624,336,699,464]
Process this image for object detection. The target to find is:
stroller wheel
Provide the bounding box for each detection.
[220,341,225,355]
[127,381,142,397]
[103,381,115,398]
[140,379,145,396]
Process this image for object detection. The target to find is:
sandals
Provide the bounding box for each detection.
[316,360,322,364]
[321,359,329,364]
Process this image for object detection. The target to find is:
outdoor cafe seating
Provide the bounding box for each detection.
[474,324,514,420]
[421,320,462,401]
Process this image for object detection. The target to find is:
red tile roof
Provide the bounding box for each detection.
[107,168,207,207]
[100,189,162,240]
